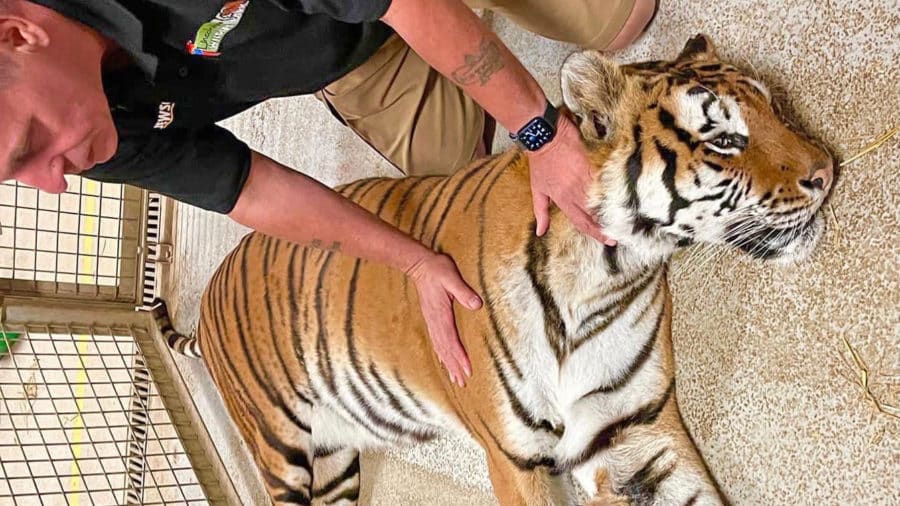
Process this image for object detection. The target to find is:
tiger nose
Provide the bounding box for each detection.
[802,159,834,193]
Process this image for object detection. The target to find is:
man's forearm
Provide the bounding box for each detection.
[381,0,546,133]
[228,151,433,273]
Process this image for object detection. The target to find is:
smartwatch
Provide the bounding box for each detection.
[509,100,559,151]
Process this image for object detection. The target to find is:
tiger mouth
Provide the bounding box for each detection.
[724,215,824,261]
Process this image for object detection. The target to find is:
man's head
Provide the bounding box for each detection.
[0,0,117,193]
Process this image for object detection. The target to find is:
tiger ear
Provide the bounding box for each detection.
[676,34,718,62]
[561,50,627,143]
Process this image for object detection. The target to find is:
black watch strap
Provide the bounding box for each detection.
[509,100,560,151]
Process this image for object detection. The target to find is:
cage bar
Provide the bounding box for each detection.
[0,179,144,304]
[1,181,238,505]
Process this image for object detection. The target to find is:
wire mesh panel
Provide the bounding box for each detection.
[0,179,143,303]
[0,323,207,505]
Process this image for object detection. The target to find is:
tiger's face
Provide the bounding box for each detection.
[562,35,834,262]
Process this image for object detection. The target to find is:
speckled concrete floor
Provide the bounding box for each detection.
[168,1,899,504]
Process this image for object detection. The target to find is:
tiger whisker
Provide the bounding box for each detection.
[675,244,716,279]
[680,240,734,280]
[684,246,727,283]
[745,225,786,259]
[674,208,764,279]
[674,242,715,274]
[674,218,748,276]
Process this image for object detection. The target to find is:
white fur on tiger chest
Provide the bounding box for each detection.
[305,353,470,452]
[309,400,463,452]
[496,245,670,462]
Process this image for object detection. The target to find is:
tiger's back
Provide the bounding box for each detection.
[197,150,537,495]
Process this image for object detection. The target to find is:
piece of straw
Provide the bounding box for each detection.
[840,124,900,168]
[869,427,885,446]
[826,203,841,237]
[840,335,900,420]
[825,124,898,238]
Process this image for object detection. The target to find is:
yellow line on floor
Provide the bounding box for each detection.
[68,181,100,504]
[67,334,91,504]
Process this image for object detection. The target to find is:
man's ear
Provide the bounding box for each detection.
[0,14,50,54]
[561,50,628,144]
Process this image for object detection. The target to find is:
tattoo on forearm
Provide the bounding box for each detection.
[309,239,341,252]
[451,37,505,86]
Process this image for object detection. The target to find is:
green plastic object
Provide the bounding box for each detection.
[0,332,21,355]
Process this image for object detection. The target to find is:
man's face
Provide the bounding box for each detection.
[0,2,117,193]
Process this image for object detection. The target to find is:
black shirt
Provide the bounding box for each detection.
[34,0,393,213]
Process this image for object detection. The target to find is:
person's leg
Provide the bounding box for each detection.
[315,35,485,177]
[605,0,660,51]
[464,0,659,51]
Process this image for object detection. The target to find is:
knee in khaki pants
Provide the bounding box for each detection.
[464,0,642,50]
[316,36,483,177]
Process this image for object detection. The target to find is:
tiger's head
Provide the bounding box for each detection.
[562,34,833,263]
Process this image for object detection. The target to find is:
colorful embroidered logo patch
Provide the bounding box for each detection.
[186,0,250,57]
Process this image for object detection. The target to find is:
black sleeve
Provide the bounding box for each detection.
[268,0,392,23]
[83,125,252,214]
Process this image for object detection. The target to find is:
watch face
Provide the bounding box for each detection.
[520,117,555,150]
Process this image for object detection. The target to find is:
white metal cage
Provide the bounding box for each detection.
[1,180,238,505]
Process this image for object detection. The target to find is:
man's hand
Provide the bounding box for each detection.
[528,115,616,246]
[405,252,482,387]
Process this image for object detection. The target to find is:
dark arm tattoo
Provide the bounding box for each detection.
[451,37,505,86]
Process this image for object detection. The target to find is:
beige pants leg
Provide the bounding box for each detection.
[467,0,636,50]
[316,35,484,176]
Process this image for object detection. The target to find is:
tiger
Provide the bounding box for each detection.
[155,34,834,505]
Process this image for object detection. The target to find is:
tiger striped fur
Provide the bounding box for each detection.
[151,299,202,358]
[158,35,833,505]
[125,355,151,505]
